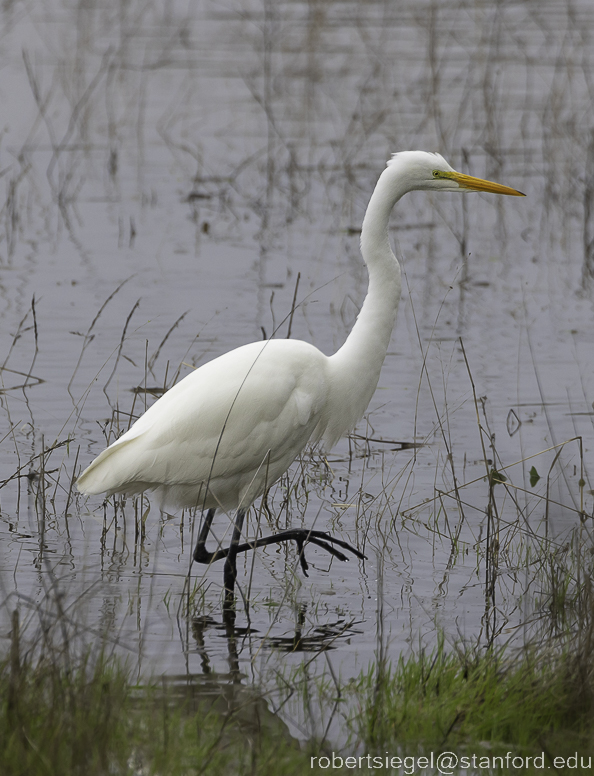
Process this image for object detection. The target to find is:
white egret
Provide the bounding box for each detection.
[77,151,524,598]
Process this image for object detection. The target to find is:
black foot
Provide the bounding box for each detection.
[191,502,366,600]
[261,528,366,576]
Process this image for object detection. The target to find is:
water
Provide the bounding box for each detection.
[1,0,593,720]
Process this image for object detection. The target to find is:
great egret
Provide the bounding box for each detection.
[77,151,524,598]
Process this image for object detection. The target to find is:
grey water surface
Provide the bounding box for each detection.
[0,0,593,727]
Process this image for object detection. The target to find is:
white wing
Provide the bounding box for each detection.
[77,339,330,511]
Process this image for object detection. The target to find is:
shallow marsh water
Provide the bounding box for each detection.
[0,0,593,739]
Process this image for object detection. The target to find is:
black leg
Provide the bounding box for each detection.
[193,507,247,604]
[193,508,217,564]
[192,507,366,583]
[223,509,245,602]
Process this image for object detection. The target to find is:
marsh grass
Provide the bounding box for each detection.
[0,611,308,776]
[0,660,306,776]
[350,637,594,761]
[2,598,593,775]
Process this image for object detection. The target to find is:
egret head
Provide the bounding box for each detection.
[387,150,525,197]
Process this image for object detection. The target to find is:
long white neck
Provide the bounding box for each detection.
[323,163,405,445]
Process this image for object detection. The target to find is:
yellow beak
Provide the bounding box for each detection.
[451,171,525,197]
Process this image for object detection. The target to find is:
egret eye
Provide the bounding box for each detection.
[432,170,442,178]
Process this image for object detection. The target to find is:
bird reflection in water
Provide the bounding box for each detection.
[191,602,363,672]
